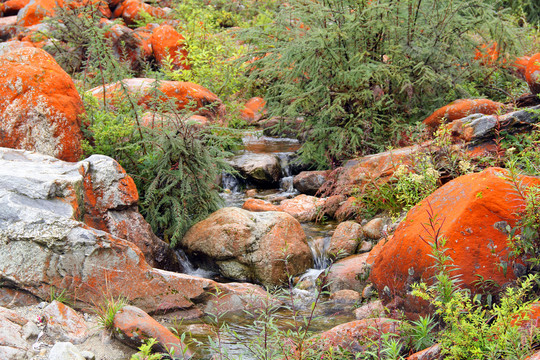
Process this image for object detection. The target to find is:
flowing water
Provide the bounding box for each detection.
[172,133,356,359]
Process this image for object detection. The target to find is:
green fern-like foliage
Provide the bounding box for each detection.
[241,0,527,168]
[137,120,231,247]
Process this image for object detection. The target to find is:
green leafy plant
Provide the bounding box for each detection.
[241,0,527,167]
[94,296,128,331]
[131,338,164,360]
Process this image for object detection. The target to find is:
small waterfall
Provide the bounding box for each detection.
[221,172,244,193]
[310,236,332,269]
[276,152,294,177]
[176,249,215,278]
[279,176,295,194]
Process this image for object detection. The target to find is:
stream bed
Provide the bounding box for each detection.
[170,133,357,359]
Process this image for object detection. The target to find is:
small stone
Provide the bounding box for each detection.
[80,350,96,360]
[362,284,375,298]
[354,300,385,320]
[330,290,361,304]
[358,240,373,253]
[22,321,40,340]
[38,302,49,309]
[246,189,257,197]
[48,342,85,360]
[43,301,88,344]
[363,218,384,240]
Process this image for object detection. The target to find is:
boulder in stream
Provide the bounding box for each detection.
[229,153,282,187]
[181,207,313,286]
[0,147,266,315]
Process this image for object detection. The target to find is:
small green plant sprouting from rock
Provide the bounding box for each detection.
[94,296,128,331]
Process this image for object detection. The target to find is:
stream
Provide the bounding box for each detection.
[172,132,356,359]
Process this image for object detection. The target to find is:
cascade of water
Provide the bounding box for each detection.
[309,236,332,270]
[279,176,295,194]
[221,172,244,193]
[275,152,294,177]
[175,249,216,278]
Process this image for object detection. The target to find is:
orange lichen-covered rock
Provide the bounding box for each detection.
[69,0,111,18]
[0,0,31,16]
[370,168,540,313]
[16,0,64,27]
[511,55,530,80]
[279,194,326,222]
[423,99,504,129]
[88,78,225,120]
[150,24,189,70]
[0,47,83,162]
[318,318,400,353]
[43,301,88,344]
[114,306,193,357]
[242,198,280,212]
[241,97,267,124]
[113,0,165,25]
[526,53,540,94]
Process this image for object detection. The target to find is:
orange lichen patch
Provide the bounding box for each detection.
[466,143,499,158]
[318,318,400,353]
[150,24,190,70]
[511,55,530,80]
[0,0,30,16]
[16,0,64,27]
[0,47,83,161]
[68,0,111,18]
[474,42,500,66]
[526,53,540,94]
[113,306,193,357]
[89,78,224,120]
[112,0,165,25]
[241,97,267,123]
[370,168,540,307]
[242,198,280,212]
[423,99,505,129]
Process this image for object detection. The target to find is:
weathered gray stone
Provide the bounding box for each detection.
[0,148,266,315]
[293,171,329,195]
[229,153,282,187]
[48,342,85,360]
[43,301,88,344]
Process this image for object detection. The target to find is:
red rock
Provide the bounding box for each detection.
[88,78,225,120]
[279,194,326,222]
[334,196,360,222]
[329,289,361,304]
[43,301,88,344]
[0,47,83,162]
[326,253,371,293]
[242,198,280,212]
[363,217,384,240]
[113,0,165,26]
[526,53,540,94]
[113,305,193,357]
[0,0,30,16]
[240,97,266,124]
[325,146,418,198]
[69,0,111,18]
[327,221,363,260]
[354,300,384,320]
[318,318,400,353]
[150,24,189,70]
[102,21,146,70]
[407,344,441,360]
[370,168,540,314]
[423,99,504,129]
[16,0,63,27]
[0,288,39,308]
